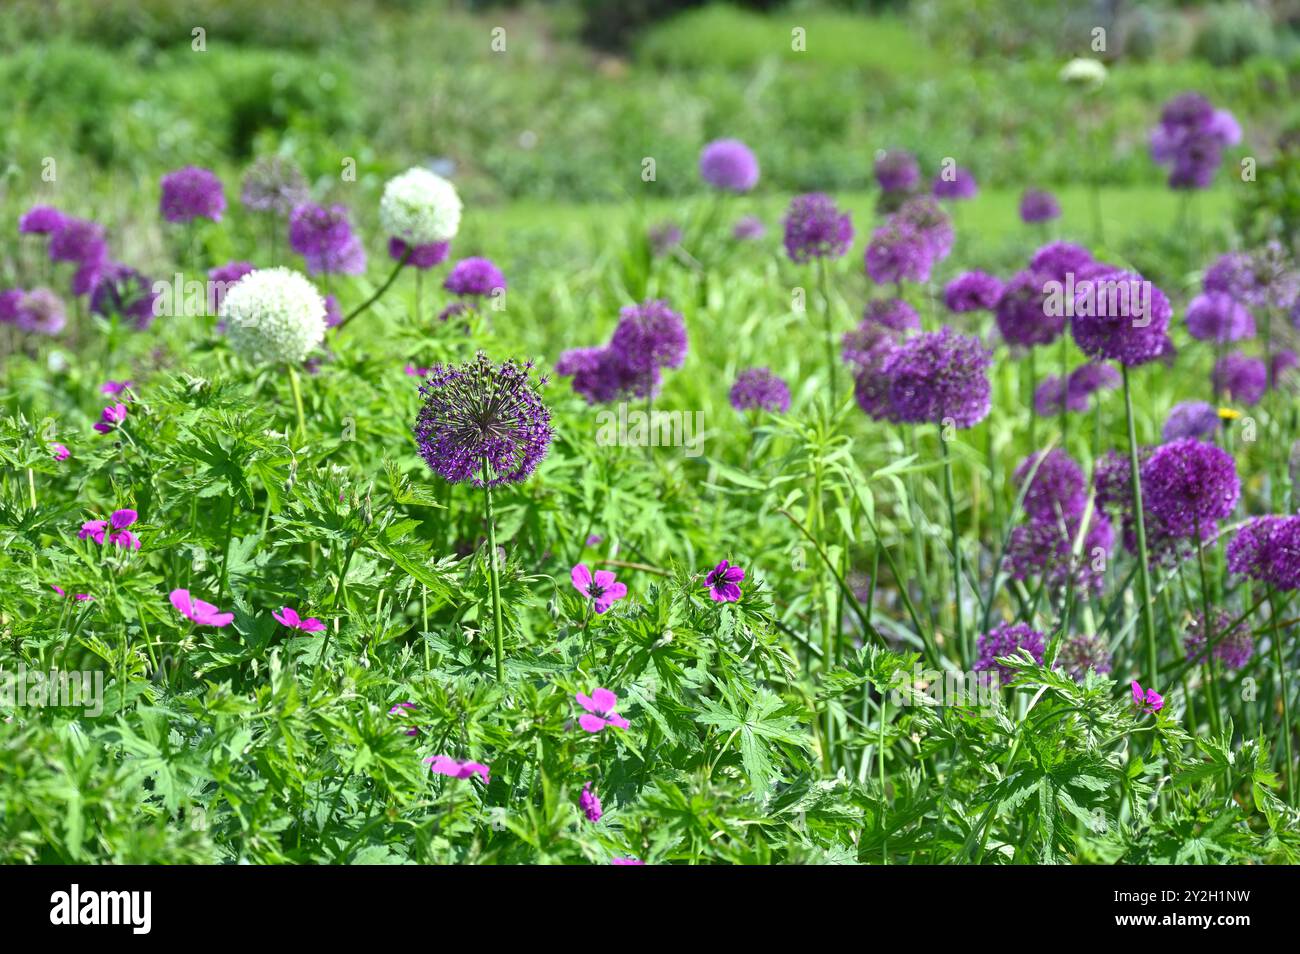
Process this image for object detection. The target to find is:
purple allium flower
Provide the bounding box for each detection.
[865,221,933,285]
[1226,515,1300,591]
[1070,270,1171,366]
[571,563,627,615]
[732,215,766,241]
[1163,401,1222,441]
[1184,609,1253,670]
[874,150,920,194]
[1204,251,1252,298]
[1186,292,1254,344]
[783,193,853,263]
[862,296,919,331]
[648,221,682,257]
[842,322,900,421]
[995,270,1063,347]
[932,166,978,201]
[1272,349,1299,386]
[388,237,450,269]
[0,289,21,324]
[208,260,255,314]
[159,166,225,223]
[975,622,1046,685]
[444,257,506,298]
[1056,633,1113,682]
[1029,241,1093,283]
[414,352,553,488]
[1019,189,1060,224]
[579,782,603,823]
[48,218,107,270]
[19,205,65,235]
[1140,438,1240,543]
[1034,375,1086,416]
[704,560,745,603]
[609,299,687,379]
[895,196,954,260]
[1068,362,1120,395]
[729,367,791,413]
[1212,353,1267,405]
[576,687,629,733]
[1237,242,1300,311]
[1014,449,1087,522]
[240,156,310,216]
[1131,680,1163,714]
[1006,511,1113,595]
[1150,93,1239,191]
[323,294,342,328]
[698,138,759,193]
[944,271,1003,313]
[8,288,66,335]
[555,346,650,404]
[883,327,991,428]
[90,264,158,330]
[289,204,366,276]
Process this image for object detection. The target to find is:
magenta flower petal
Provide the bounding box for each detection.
[591,687,617,712]
[578,713,608,734]
[571,563,592,594]
[299,617,325,632]
[110,508,137,530]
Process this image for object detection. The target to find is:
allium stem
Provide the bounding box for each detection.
[817,259,837,409]
[1269,588,1296,805]
[335,247,411,332]
[287,364,306,442]
[1122,365,1159,684]
[483,476,506,682]
[940,434,968,666]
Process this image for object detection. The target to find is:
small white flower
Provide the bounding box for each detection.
[221,267,326,365]
[379,167,462,246]
[1060,57,1107,91]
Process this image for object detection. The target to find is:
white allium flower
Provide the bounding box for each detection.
[379,167,462,246]
[1060,57,1107,91]
[221,267,326,365]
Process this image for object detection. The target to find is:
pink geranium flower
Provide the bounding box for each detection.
[100,380,134,396]
[52,443,70,462]
[51,585,92,601]
[571,563,627,614]
[93,403,128,434]
[576,687,630,733]
[389,701,419,736]
[610,857,645,865]
[78,519,108,544]
[170,588,234,627]
[107,508,140,549]
[579,782,603,823]
[1131,680,1164,714]
[424,755,490,783]
[271,605,325,632]
[704,560,745,602]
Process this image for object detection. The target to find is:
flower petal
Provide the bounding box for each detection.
[591,687,617,713]
[570,563,592,593]
[578,713,608,733]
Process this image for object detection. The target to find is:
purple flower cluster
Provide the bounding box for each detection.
[975,623,1046,685]
[1162,401,1221,441]
[729,367,791,413]
[289,203,366,276]
[1019,189,1060,224]
[1005,509,1113,595]
[19,205,66,234]
[444,257,506,298]
[1183,609,1254,671]
[1226,516,1300,591]
[995,270,1063,348]
[1034,363,1119,416]
[0,287,65,335]
[862,297,919,331]
[89,264,159,330]
[389,237,450,270]
[1149,93,1241,190]
[874,150,920,194]
[1212,353,1267,405]
[1030,241,1093,282]
[1015,449,1087,521]
[842,322,900,421]
[414,352,553,487]
[1070,270,1172,367]
[1056,633,1113,682]
[1140,438,1240,545]
[1185,292,1254,344]
[783,194,853,263]
[699,139,759,193]
[557,299,687,404]
[240,156,310,216]
[881,327,991,429]
[160,166,226,223]
[944,271,1003,313]
[932,166,978,201]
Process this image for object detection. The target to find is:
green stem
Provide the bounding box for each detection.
[940,434,968,667]
[334,249,411,331]
[1270,588,1296,806]
[1122,365,1158,684]
[484,478,506,682]
[287,364,306,442]
[818,259,837,410]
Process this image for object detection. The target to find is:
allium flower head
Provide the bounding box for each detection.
[1070,270,1171,366]
[975,622,1046,685]
[1150,93,1238,191]
[895,196,954,260]
[1030,241,1092,283]
[209,261,255,314]
[1163,401,1222,441]
[874,150,920,194]
[863,297,919,331]
[944,271,1003,313]
[1140,438,1239,543]
[698,138,759,193]
[1186,292,1254,344]
[90,264,158,330]
[704,560,745,603]
[729,367,791,413]
[783,193,853,263]
[388,237,449,270]
[609,299,687,376]
[379,167,462,246]
[159,166,226,223]
[444,257,506,298]
[1014,449,1087,522]
[732,215,766,241]
[1226,515,1300,591]
[932,166,978,200]
[221,267,327,366]
[1056,633,1112,682]
[240,156,310,215]
[648,221,682,257]
[414,352,553,487]
[556,346,649,404]
[1212,353,1267,405]
[9,288,66,335]
[1034,375,1085,416]
[1019,189,1060,224]
[865,220,933,285]
[1006,511,1112,595]
[995,270,1063,347]
[882,327,991,428]
[289,203,366,276]
[48,218,107,269]
[571,563,627,614]
[19,205,65,235]
[843,322,900,422]
[1184,609,1253,670]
